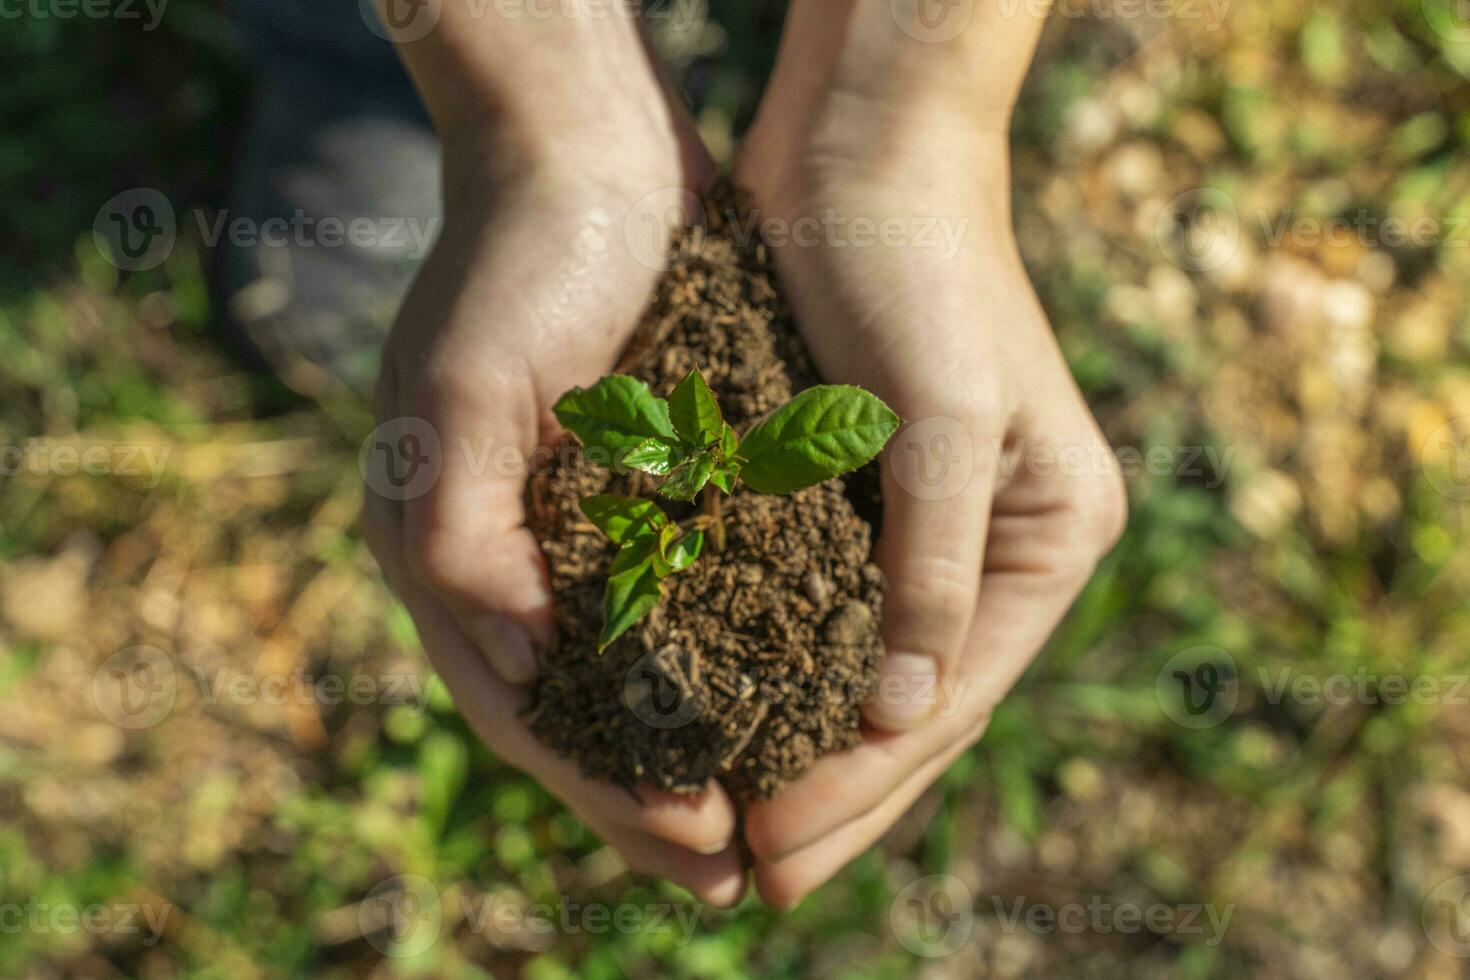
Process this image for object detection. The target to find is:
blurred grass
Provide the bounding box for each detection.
[2,0,1470,977]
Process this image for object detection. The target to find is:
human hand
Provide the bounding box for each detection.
[731,2,1128,908]
[361,15,746,906]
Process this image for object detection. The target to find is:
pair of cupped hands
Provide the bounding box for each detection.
[362,16,1126,910]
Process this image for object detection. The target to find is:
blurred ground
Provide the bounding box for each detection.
[3,0,1470,977]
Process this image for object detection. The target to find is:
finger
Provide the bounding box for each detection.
[752,726,980,910]
[368,491,741,857]
[742,718,955,864]
[609,830,748,909]
[394,350,551,686]
[865,405,999,731]
[745,506,1102,863]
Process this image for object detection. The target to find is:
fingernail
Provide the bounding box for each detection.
[865,653,938,731]
[474,613,539,685]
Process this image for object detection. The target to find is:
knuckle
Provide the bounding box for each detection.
[1055,471,1129,564]
[1086,470,1130,550]
[886,556,979,641]
[948,388,1012,438]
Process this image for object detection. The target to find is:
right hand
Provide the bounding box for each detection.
[361,126,747,906]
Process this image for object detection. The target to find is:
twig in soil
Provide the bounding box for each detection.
[701,484,726,552]
[718,701,769,773]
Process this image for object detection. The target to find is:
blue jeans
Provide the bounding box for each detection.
[234,0,425,118]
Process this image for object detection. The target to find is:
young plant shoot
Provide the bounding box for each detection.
[553,369,900,650]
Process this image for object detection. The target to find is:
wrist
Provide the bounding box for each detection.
[391,5,701,202]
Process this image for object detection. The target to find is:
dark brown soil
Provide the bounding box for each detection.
[524,185,886,803]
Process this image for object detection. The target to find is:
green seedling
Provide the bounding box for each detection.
[554,369,900,650]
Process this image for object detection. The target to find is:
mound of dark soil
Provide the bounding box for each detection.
[525,185,885,802]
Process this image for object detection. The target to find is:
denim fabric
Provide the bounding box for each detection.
[233,0,416,94]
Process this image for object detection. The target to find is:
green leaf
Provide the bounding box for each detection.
[609,533,661,576]
[666,530,704,572]
[553,376,675,469]
[623,437,682,476]
[659,451,714,501]
[668,368,723,446]
[709,424,741,492]
[579,495,667,546]
[599,559,664,651]
[736,385,900,495]
[709,465,738,494]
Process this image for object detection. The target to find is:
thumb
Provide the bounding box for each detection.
[863,410,997,731]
